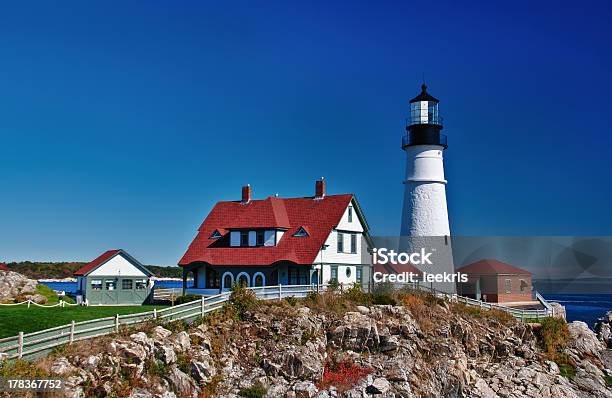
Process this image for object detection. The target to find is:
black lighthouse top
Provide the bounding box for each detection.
[409,84,439,104]
[402,84,447,149]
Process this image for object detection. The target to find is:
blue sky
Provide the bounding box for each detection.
[1,1,611,265]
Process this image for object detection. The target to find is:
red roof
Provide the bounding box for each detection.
[456,259,532,276]
[0,263,8,272]
[73,249,122,276]
[179,194,357,266]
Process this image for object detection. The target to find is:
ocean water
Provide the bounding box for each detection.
[542,293,612,328]
[41,280,184,294]
[39,282,611,328]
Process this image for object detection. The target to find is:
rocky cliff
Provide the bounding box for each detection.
[2,290,611,398]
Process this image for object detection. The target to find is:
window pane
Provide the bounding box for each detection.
[105,280,116,291]
[240,231,249,246]
[256,230,264,246]
[337,233,344,252]
[91,279,102,290]
[348,207,353,222]
[122,279,133,290]
[350,234,357,254]
[135,279,147,290]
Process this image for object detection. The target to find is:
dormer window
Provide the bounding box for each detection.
[293,227,309,237]
[256,230,265,246]
[209,230,222,239]
[240,231,249,246]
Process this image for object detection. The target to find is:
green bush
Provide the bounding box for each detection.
[284,296,299,307]
[538,317,570,355]
[343,284,371,306]
[328,279,339,291]
[175,294,201,305]
[604,375,612,386]
[229,284,258,319]
[238,383,266,398]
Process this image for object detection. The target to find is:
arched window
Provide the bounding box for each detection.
[253,272,265,287]
[236,272,250,287]
[222,272,234,290]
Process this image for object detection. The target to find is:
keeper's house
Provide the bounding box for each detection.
[178,179,373,295]
[456,259,533,304]
[74,250,154,305]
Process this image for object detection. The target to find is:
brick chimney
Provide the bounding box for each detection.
[315,178,325,199]
[241,184,251,204]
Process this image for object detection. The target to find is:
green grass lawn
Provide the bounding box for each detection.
[0,305,167,338]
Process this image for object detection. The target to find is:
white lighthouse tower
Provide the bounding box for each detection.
[400,84,455,292]
[400,84,450,237]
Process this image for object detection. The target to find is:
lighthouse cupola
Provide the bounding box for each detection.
[403,84,447,149]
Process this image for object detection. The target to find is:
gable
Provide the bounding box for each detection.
[335,198,365,232]
[89,253,150,277]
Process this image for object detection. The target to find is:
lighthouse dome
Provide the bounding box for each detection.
[408,84,442,127]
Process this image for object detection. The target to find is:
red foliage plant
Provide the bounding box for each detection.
[317,361,373,392]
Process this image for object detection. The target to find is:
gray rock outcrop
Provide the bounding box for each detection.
[0,270,44,303]
[32,301,611,398]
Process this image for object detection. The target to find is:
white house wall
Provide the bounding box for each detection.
[336,201,364,233]
[89,254,149,277]
[313,199,366,265]
[321,264,357,284]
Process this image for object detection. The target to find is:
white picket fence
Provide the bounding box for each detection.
[0,283,554,361]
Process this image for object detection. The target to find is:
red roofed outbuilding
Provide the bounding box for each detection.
[74,249,154,305]
[178,179,372,295]
[0,263,9,272]
[456,259,533,304]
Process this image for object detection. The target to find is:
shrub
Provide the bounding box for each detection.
[604,375,612,386]
[538,317,570,355]
[229,284,258,319]
[343,284,371,306]
[317,360,373,393]
[328,279,339,291]
[174,294,201,305]
[372,293,396,305]
[0,359,48,379]
[238,382,266,398]
[372,281,395,297]
[284,296,299,307]
[554,352,576,379]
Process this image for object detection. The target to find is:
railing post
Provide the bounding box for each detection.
[153,308,157,320]
[201,298,205,318]
[27,300,30,309]
[279,284,282,300]
[18,332,23,359]
[70,321,75,344]
[521,309,525,322]
[115,314,119,333]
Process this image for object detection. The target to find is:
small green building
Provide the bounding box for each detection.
[74,249,154,305]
